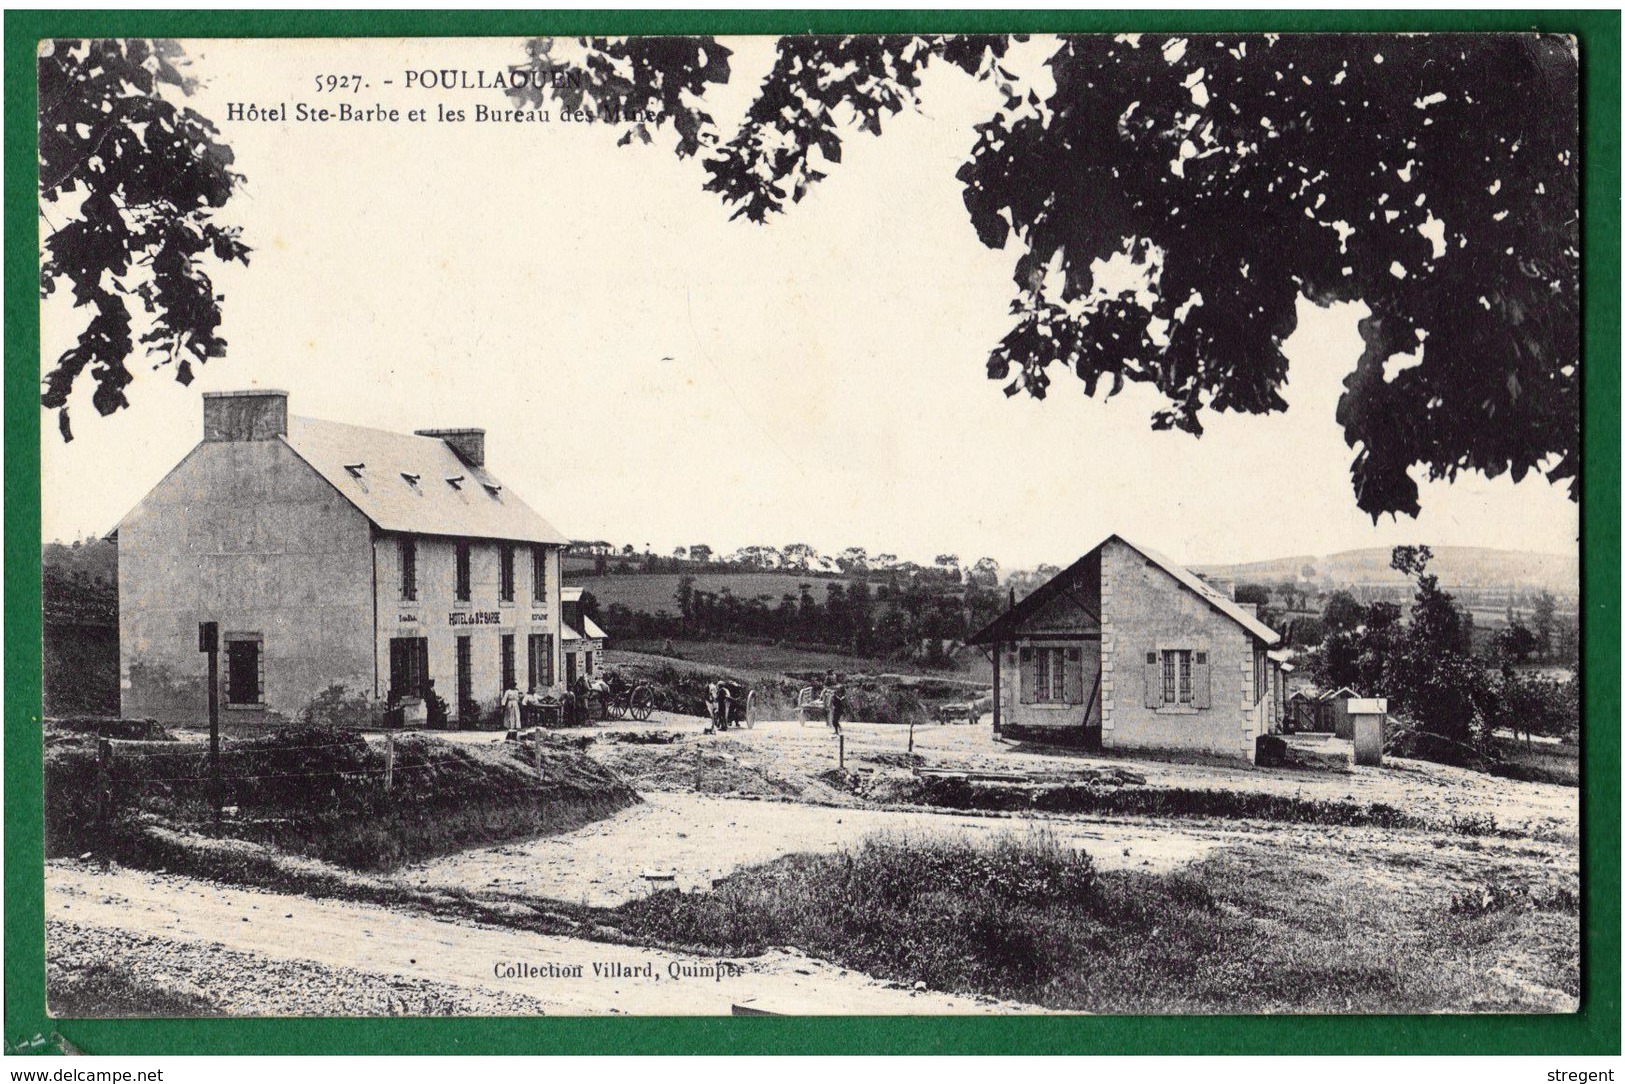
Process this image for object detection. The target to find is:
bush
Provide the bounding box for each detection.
[614,830,1101,996]
[299,685,386,730]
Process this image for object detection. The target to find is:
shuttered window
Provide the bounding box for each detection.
[454,542,472,602]
[400,537,417,601]
[499,545,515,603]
[456,635,474,718]
[1157,649,1199,706]
[528,633,555,689]
[224,636,264,706]
[1032,647,1066,703]
[532,546,548,603]
[502,634,516,691]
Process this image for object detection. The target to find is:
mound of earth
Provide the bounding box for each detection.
[47,726,642,871]
[593,737,855,804]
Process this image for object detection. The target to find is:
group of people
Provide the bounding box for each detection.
[500,669,623,732]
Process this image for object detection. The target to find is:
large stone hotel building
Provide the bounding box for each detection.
[111,390,572,725]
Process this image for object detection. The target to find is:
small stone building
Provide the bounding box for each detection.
[969,534,1283,761]
[111,390,569,726]
[560,586,608,685]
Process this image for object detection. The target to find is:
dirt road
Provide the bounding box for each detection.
[395,791,1232,906]
[46,862,1035,1015]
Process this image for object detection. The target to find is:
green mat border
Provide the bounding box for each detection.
[5,8,1618,1056]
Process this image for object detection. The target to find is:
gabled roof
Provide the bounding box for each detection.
[968,548,1100,646]
[969,534,1280,647]
[284,416,567,545]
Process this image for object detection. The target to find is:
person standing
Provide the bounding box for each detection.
[827,674,847,734]
[500,685,523,735]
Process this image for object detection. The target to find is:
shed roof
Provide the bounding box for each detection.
[969,533,1280,647]
[563,616,608,642]
[283,416,567,545]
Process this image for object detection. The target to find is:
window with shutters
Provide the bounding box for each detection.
[454,541,472,602]
[399,537,417,602]
[389,637,428,701]
[501,634,516,691]
[499,545,515,603]
[532,546,548,604]
[223,635,264,707]
[455,635,474,719]
[528,633,555,690]
[1033,647,1066,703]
[1161,649,1195,705]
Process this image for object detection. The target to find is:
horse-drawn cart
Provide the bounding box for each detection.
[600,677,658,721]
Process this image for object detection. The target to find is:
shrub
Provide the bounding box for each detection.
[299,685,386,730]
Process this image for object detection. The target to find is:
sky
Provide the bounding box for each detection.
[40,36,1581,570]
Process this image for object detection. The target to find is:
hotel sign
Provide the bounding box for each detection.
[449,611,504,626]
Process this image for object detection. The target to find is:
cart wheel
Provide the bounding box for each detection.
[744,691,756,729]
[605,696,625,720]
[631,686,656,721]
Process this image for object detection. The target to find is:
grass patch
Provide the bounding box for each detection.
[857,774,1442,831]
[1488,737,1579,787]
[46,725,640,871]
[608,832,1578,1013]
[47,962,222,1018]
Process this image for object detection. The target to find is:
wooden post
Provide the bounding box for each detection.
[199,621,220,817]
[908,723,915,754]
[533,731,544,781]
[96,738,112,835]
[838,733,845,770]
[990,644,1002,737]
[384,734,395,793]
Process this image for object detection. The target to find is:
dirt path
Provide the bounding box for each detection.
[46,863,1035,1016]
[394,791,1233,906]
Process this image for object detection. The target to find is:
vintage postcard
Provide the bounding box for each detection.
[37,31,1582,1019]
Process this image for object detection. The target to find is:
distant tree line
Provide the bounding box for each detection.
[592,572,1010,666]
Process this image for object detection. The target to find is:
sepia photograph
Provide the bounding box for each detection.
[34,29,1585,1021]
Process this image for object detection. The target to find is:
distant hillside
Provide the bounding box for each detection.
[1193,545,1578,596]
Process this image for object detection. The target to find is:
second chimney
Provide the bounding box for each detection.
[416,427,485,468]
[204,390,288,442]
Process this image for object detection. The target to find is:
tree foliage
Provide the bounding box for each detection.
[39,39,250,440]
[512,33,1578,518]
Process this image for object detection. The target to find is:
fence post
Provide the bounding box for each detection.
[96,738,112,836]
[533,731,544,782]
[838,733,845,771]
[384,734,395,794]
[908,723,915,755]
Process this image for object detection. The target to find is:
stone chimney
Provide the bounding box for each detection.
[203,390,288,442]
[415,428,485,468]
[1238,602,1259,618]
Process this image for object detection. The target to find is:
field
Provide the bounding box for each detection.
[613,642,991,685]
[45,708,1578,1016]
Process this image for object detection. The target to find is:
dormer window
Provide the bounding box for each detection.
[446,475,465,490]
[344,462,366,479]
[401,472,421,486]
